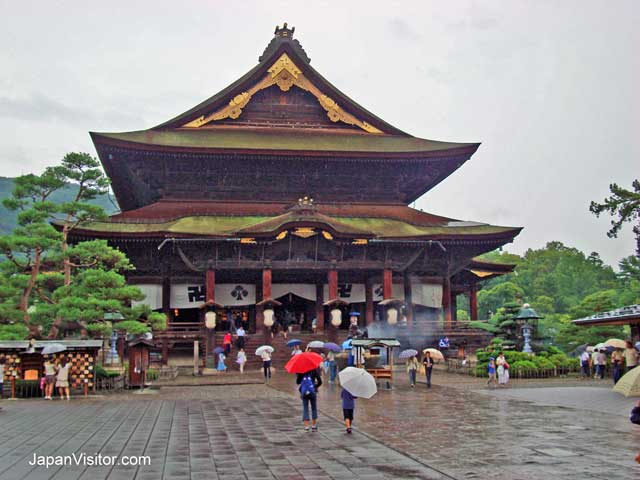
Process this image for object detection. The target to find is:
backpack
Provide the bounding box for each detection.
[299,374,316,398]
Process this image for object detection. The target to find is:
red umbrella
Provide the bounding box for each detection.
[284,352,323,374]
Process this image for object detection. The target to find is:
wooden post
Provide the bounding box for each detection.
[162,339,169,366]
[193,340,199,376]
[84,381,89,397]
[162,275,172,323]
[328,269,338,301]
[206,269,216,304]
[11,376,15,399]
[262,268,272,300]
[205,269,216,362]
[383,268,393,299]
[442,276,452,329]
[365,276,374,326]
[451,292,458,323]
[403,272,413,323]
[469,286,479,320]
[315,284,325,332]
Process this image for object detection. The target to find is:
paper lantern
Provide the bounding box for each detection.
[387,307,398,325]
[330,308,342,327]
[263,308,275,327]
[205,310,217,329]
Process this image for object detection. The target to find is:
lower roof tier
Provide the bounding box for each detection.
[68,200,521,243]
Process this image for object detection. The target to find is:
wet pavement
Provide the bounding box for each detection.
[268,371,640,479]
[0,371,637,479]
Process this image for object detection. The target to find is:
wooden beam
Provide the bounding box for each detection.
[316,283,325,332]
[365,276,374,326]
[205,269,216,303]
[442,276,452,328]
[403,272,413,323]
[469,286,478,320]
[383,268,393,299]
[328,269,338,300]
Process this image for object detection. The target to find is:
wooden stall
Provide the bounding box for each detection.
[351,338,400,389]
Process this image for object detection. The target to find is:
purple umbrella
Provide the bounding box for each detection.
[213,346,224,354]
[399,349,418,359]
[324,342,341,352]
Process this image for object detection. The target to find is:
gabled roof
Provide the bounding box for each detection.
[572,305,640,327]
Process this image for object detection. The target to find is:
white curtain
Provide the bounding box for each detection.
[272,284,316,301]
[131,284,162,310]
[170,284,256,308]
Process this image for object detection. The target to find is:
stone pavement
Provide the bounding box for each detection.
[268,372,640,480]
[0,385,449,480]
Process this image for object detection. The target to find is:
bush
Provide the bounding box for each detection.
[146,368,159,381]
[95,365,121,379]
[532,357,555,370]
[510,360,537,373]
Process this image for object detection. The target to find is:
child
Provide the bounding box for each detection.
[487,357,497,388]
[217,352,227,372]
[341,387,356,433]
[236,348,246,374]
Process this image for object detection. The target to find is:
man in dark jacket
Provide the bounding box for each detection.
[296,368,323,431]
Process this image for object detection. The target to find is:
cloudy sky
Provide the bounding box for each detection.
[1,1,637,267]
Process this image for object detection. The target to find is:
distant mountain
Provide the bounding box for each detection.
[0,177,118,235]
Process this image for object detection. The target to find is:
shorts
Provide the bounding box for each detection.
[56,380,69,388]
[46,375,56,385]
[343,408,354,421]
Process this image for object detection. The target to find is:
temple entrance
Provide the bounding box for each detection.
[275,293,315,333]
[220,307,255,333]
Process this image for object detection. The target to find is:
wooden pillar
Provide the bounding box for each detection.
[262,268,272,300]
[315,283,325,332]
[365,276,374,325]
[451,292,458,323]
[469,286,479,320]
[328,269,338,300]
[206,269,216,303]
[161,339,169,366]
[442,276,452,329]
[403,272,413,323]
[383,268,393,299]
[162,276,172,323]
[205,269,216,359]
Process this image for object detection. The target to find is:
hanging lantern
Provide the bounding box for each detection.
[330,308,342,327]
[387,307,398,325]
[204,310,217,329]
[263,308,275,327]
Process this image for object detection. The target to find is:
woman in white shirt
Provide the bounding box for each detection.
[55,356,71,400]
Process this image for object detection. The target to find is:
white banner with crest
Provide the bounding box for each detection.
[170,284,256,308]
[131,284,162,310]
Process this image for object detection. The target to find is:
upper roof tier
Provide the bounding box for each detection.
[91,25,480,211]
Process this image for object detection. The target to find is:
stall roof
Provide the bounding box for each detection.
[0,340,103,350]
[352,339,401,348]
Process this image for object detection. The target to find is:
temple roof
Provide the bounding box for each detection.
[572,304,640,327]
[90,25,483,211]
[92,129,477,156]
[67,200,521,243]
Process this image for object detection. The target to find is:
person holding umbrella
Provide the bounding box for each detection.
[422,351,434,388]
[43,356,57,400]
[406,356,419,388]
[255,345,274,382]
[285,351,324,432]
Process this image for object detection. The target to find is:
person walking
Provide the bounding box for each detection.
[594,349,606,379]
[296,367,322,432]
[223,332,232,356]
[55,356,71,400]
[217,352,227,372]
[407,355,419,388]
[0,357,5,408]
[327,350,337,384]
[612,348,624,384]
[422,352,434,388]
[236,348,246,374]
[580,350,591,378]
[261,349,272,382]
[43,356,56,400]
[624,341,638,373]
[487,357,497,388]
[341,387,356,433]
[291,345,302,356]
[235,326,246,350]
[496,352,509,387]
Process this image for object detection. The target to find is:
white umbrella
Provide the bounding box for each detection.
[604,338,627,349]
[41,343,66,355]
[307,340,324,349]
[422,348,444,361]
[338,367,377,399]
[255,345,274,356]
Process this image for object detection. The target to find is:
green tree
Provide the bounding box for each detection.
[590,179,640,257]
[477,282,523,319]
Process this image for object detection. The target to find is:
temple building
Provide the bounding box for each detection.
[73,25,521,363]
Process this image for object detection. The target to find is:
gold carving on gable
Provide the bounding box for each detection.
[182,53,383,134]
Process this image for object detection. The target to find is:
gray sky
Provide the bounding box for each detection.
[1,1,638,268]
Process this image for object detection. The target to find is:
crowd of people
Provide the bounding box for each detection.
[579,340,638,383]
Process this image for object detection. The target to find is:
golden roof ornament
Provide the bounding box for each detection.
[274,22,295,37]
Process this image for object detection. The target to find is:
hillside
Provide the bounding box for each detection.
[0,177,118,234]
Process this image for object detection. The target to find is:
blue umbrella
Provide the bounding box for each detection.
[213,346,224,354]
[286,339,302,347]
[342,339,352,350]
[636,341,640,350]
[324,342,341,352]
[399,349,418,359]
